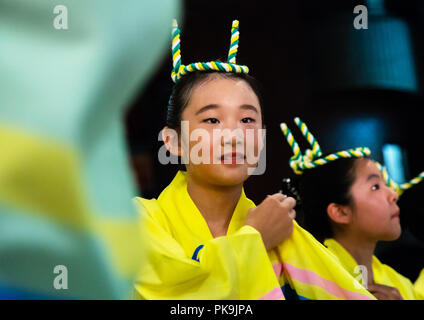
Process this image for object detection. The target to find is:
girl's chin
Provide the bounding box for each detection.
[380,228,402,242]
[385,233,402,242]
[207,165,250,185]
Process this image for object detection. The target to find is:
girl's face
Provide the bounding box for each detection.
[348,159,401,242]
[180,75,263,187]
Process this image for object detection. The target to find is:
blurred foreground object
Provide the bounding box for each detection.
[0,0,180,299]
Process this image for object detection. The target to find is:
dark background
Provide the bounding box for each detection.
[125,0,424,282]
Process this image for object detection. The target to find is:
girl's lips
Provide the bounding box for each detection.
[220,152,245,160]
[220,152,245,163]
[391,210,400,219]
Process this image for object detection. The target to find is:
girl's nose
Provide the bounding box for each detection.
[387,185,399,203]
[221,127,244,146]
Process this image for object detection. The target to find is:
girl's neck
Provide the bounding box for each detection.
[334,233,377,285]
[186,173,243,238]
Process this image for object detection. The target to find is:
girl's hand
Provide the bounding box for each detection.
[244,193,296,251]
[368,283,404,300]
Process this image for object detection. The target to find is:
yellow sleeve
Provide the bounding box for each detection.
[373,261,420,300]
[414,269,424,300]
[277,222,376,300]
[133,199,282,300]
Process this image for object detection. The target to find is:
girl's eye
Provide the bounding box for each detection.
[241,117,255,124]
[203,118,219,124]
[371,184,380,191]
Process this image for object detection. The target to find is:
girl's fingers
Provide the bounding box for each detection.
[288,209,296,219]
[269,193,287,202]
[281,197,297,210]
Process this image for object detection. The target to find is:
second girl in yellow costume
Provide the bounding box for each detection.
[280,118,424,300]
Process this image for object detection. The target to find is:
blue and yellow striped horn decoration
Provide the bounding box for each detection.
[170,19,249,83]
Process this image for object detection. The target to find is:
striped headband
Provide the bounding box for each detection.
[374,162,424,196]
[280,117,424,195]
[171,19,249,83]
[280,117,371,175]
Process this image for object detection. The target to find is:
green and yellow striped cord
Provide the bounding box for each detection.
[294,117,322,157]
[280,118,370,175]
[375,162,424,196]
[171,19,249,83]
[280,122,303,174]
[228,20,239,64]
[281,117,424,195]
[401,172,424,191]
[171,19,182,82]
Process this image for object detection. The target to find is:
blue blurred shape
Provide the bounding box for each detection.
[382,144,406,184]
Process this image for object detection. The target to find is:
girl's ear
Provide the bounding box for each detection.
[327,203,352,225]
[162,126,181,157]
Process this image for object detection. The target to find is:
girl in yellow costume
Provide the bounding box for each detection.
[133,20,375,300]
[280,118,424,300]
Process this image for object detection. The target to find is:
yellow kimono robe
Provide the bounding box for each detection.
[414,269,424,299]
[324,238,424,300]
[134,171,375,300]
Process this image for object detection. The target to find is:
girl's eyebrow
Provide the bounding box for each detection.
[240,104,259,113]
[366,173,381,181]
[195,104,219,115]
[195,104,259,115]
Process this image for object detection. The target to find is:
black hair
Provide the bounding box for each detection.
[282,157,363,243]
[166,70,265,130]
